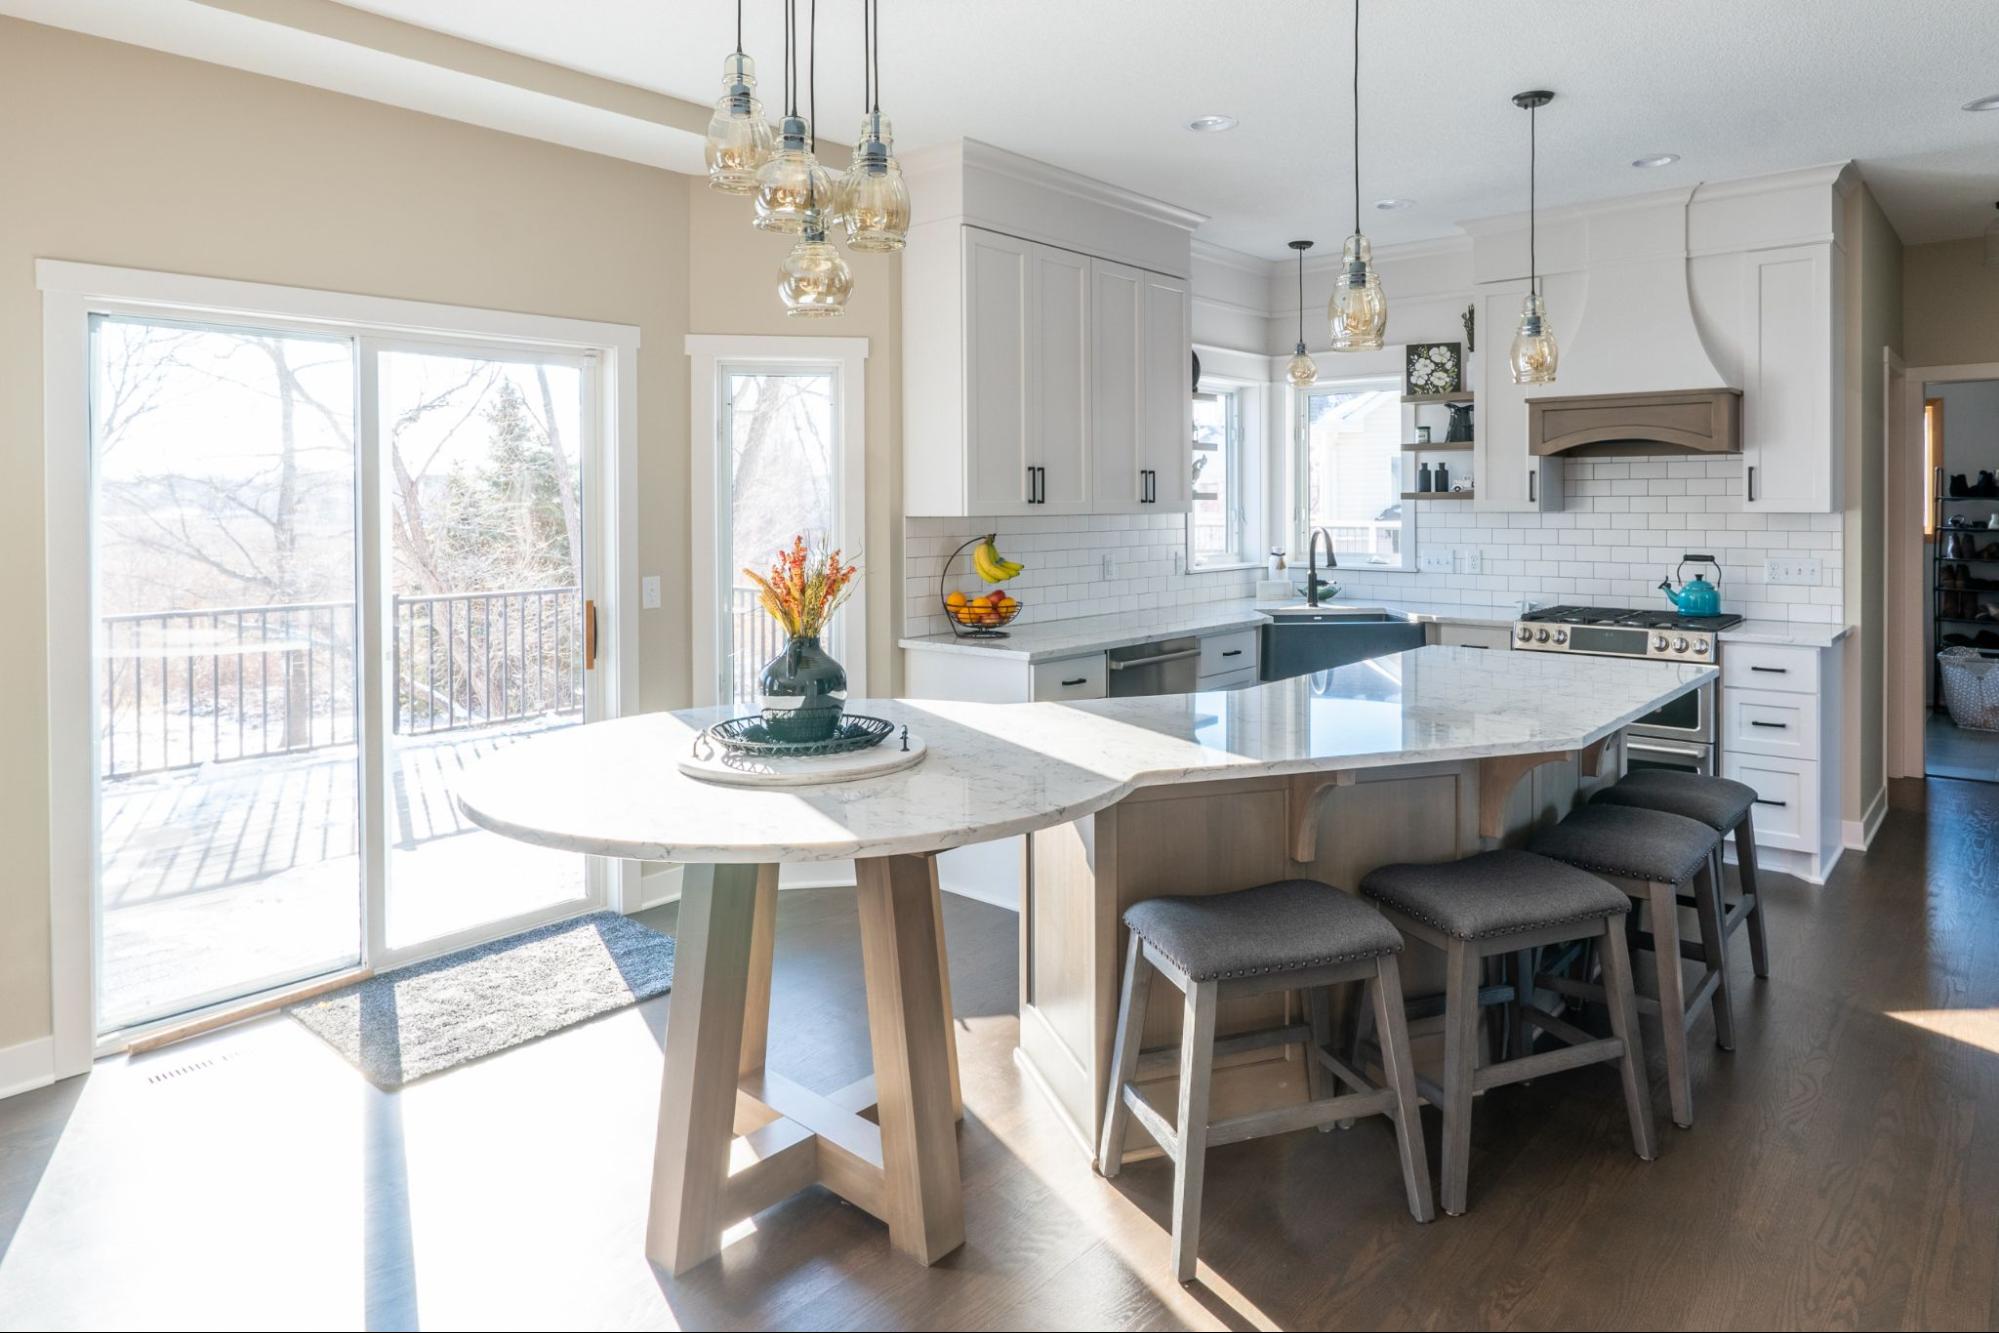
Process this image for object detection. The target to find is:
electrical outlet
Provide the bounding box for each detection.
[1172,550,1185,575]
[641,575,662,609]
[1101,553,1115,581]
[1459,547,1483,575]
[1418,550,1454,574]
[1765,557,1821,586]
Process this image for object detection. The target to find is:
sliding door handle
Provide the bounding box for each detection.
[584,598,598,670]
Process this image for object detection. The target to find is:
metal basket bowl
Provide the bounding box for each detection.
[696,713,896,758]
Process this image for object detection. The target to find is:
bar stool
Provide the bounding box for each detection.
[1098,879,1433,1282]
[1592,769,1770,979]
[1526,803,1729,1129]
[1358,849,1656,1215]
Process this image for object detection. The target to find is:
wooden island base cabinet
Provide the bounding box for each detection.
[1016,747,1618,1153]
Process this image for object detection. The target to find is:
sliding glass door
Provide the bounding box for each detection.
[90,317,604,1033]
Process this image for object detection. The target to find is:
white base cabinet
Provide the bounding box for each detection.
[1718,640,1844,884]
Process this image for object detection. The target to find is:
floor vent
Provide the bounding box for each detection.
[144,1051,237,1085]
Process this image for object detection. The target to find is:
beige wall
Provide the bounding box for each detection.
[1840,184,1903,829]
[1904,237,1999,366]
[0,17,907,1054]
[684,181,905,696]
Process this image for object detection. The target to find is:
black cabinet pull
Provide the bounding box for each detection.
[1753,797,1788,807]
[1750,720,1789,729]
[1026,465,1036,504]
[1747,464,1757,503]
[1528,468,1537,503]
[1060,676,1087,687]
[1749,665,1788,674]
[1221,648,1242,658]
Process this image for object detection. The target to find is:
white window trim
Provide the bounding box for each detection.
[38,260,641,1075]
[686,334,869,708]
[1186,373,1263,572]
[1294,372,1419,575]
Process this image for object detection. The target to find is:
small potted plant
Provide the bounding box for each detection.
[742,536,859,743]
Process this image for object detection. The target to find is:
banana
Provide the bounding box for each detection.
[972,537,1024,583]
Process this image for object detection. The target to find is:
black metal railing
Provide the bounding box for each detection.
[392,587,583,736]
[100,599,358,779]
[101,585,586,778]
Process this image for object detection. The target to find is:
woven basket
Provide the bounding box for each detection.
[1938,646,1999,732]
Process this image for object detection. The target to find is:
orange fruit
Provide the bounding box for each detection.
[945,590,967,608]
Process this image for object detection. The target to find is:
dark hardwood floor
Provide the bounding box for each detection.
[2,781,1997,1330]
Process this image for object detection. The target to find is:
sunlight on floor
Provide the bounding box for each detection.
[1887,1007,1999,1056]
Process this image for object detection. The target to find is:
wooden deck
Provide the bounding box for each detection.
[98,718,584,1029]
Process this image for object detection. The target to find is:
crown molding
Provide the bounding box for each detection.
[954,138,1209,233]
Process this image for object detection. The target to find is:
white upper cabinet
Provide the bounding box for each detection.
[901,140,1201,518]
[1473,283,1564,513]
[1739,243,1842,514]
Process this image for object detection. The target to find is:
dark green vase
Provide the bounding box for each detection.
[758,634,847,743]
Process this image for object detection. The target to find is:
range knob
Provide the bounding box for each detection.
[1516,625,1533,642]
[1652,635,1670,652]
[1673,637,1690,653]
[1693,638,1711,655]
[1553,629,1569,645]
[1536,629,1551,643]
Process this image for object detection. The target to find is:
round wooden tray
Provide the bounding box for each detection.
[676,731,927,787]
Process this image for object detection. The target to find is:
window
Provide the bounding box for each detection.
[687,336,868,706]
[1189,386,1250,569]
[1298,377,1410,570]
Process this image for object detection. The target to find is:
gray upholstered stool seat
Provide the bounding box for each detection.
[1103,879,1432,1279]
[1526,803,1720,885]
[1592,769,1757,832]
[1360,849,1630,941]
[1122,878,1403,981]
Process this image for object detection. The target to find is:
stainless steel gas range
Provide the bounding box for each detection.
[1510,605,1742,776]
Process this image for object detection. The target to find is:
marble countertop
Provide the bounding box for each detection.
[1716,619,1852,648]
[457,645,1714,865]
[897,602,1270,662]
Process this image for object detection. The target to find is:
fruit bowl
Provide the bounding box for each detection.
[944,592,1023,636]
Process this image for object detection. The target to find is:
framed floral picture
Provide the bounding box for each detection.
[1404,341,1462,397]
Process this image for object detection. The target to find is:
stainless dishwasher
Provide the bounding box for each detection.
[1105,635,1202,697]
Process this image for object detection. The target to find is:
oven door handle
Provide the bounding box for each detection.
[1624,738,1712,770]
[1107,647,1202,670]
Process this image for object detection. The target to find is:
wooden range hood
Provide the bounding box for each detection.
[1526,387,1741,458]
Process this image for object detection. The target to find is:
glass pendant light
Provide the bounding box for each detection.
[755,0,835,235]
[1286,241,1318,386]
[704,0,774,194]
[1508,90,1560,384]
[1328,0,1387,351]
[780,205,853,317]
[842,0,910,252]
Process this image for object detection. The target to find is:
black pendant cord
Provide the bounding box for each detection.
[783,0,797,117]
[872,0,882,114]
[808,0,817,151]
[1297,247,1306,346]
[735,0,744,55]
[861,0,872,113]
[1351,0,1361,237]
[1529,100,1538,298]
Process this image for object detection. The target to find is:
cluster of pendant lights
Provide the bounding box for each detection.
[1287,2,1558,387]
[704,0,909,316]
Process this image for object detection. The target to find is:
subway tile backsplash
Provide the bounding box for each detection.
[903,454,1843,639]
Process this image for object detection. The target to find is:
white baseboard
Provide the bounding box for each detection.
[1842,784,1889,852]
[0,1035,56,1101]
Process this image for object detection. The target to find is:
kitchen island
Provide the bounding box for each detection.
[457,646,1712,1276]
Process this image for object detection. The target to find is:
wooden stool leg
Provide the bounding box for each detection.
[646,862,766,1275]
[1371,953,1435,1222]
[1693,860,1736,1052]
[1169,980,1218,1283]
[1737,812,1770,979]
[1509,947,1535,1063]
[1439,937,1482,1216]
[1097,931,1151,1176]
[1599,918,1658,1161]
[1645,879,1695,1129]
[855,854,965,1266]
[1304,986,1333,1105]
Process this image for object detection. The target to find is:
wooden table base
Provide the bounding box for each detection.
[645,854,966,1276]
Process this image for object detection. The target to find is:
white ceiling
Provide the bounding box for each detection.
[27,0,1999,256]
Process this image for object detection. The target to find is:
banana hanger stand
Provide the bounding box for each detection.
[940,533,1024,638]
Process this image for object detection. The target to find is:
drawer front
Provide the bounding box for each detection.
[1434,622,1515,651]
[1721,642,1818,695]
[1031,653,1108,701]
[1722,754,1818,853]
[1197,665,1259,691]
[1721,686,1819,760]
[1198,629,1258,678]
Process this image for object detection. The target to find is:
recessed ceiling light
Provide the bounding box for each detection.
[1965,93,1999,111]
[1374,197,1414,211]
[1632,154,1680,169]
[1186,115,1237,133]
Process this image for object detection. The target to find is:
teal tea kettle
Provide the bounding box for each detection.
[1659,554,1723,617]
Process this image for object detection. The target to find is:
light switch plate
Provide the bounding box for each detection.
[1419,550,1454,574]
[642,575,662,609]
[1764,557,1821,586]
[1102,554,1115,581]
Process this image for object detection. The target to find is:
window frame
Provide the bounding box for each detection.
[1294,374,1417,574]
[686,335,869,708]
[1187,380,1256,571]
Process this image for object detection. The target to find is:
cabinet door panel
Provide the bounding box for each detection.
[1089,258,1144,511]
[1031,244,1092,511]
[1476,283,1567,513]
[1141,270,1192,512]
[1741,245,1835,514]
[964,228,1034,514]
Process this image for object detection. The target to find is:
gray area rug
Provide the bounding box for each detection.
[288,911,675,1088]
